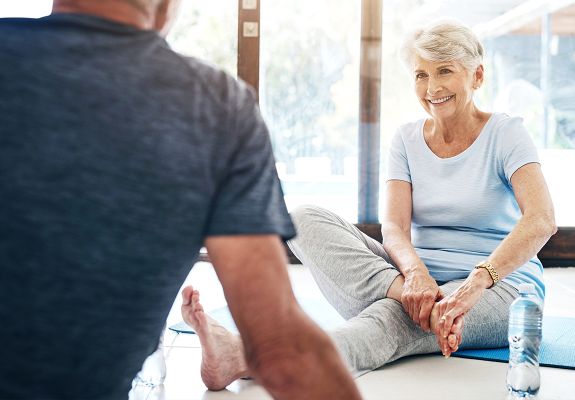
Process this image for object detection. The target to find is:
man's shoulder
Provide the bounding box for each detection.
[169,54,257,114]
[0,17,36,27]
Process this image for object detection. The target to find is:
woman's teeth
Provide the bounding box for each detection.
[429,95,454,104]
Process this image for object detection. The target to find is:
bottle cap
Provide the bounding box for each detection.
[518,283,535,294]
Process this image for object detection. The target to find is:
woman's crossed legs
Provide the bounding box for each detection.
[181,205,518,388]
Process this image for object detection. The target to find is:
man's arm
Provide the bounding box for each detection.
[205,234,362,400]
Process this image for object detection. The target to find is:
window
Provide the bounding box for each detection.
[167,0,237,76]
[481,6,575,225]
[0,0,52,18]
[259,0,360,221]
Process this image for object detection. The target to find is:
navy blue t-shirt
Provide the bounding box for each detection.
[0,13,295,399]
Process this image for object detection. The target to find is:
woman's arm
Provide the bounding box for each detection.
[437,163,556,353]
[479,162,557,283]
[382,180,441,332]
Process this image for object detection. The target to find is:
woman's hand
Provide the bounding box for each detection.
[430,306,464,357]
[435,269,492,356]
[401,270,441,332]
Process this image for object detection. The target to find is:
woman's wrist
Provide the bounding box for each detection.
[469,267,494,289]
[402,262,428,278]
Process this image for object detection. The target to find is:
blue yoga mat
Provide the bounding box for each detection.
[170,302,575,370]
[452,316,575,370]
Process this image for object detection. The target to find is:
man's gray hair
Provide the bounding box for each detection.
[400,20,484,71]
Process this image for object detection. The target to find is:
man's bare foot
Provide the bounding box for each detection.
[181,286,250,390]
[430,303,460,357]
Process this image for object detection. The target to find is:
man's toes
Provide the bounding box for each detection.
[193,304,206,320]
[194,309,207,327]
[181,286,194,305]
[192,292,200,307]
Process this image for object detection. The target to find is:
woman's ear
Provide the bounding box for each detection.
[474,64,484,89]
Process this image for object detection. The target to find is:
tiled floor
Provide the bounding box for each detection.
[131,263,575,400]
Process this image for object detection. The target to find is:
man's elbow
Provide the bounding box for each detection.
[243,314,356,399]
[246,333,333,395]
[248,353,309,395]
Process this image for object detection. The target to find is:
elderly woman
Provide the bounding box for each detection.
[181,20,557,386]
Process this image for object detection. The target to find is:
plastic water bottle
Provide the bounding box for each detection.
[506,283,543,398]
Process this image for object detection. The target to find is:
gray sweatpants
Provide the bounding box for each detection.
[287,205,519,376]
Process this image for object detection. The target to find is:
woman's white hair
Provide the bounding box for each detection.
[400,20,484,71]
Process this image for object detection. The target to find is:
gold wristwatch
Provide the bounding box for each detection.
[474,260,500,287]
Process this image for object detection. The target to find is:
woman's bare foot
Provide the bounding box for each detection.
[181,286,250,390]
[430,303,461,357]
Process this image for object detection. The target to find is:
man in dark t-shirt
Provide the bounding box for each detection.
[0,0,361,399]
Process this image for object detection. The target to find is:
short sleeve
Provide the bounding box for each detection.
[498,117,540,184]
[386,129,411,183]
[205,84,296,241]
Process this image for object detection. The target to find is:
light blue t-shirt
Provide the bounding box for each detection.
[387,112,544,299]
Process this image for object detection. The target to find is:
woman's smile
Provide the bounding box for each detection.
[428,95,454,105]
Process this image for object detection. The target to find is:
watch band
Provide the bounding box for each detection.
[474,260,500,287]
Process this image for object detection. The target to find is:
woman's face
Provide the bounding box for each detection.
[412,56,483,121]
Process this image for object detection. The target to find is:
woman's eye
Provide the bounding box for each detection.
[440,69,452,74]
[416,73,427,79]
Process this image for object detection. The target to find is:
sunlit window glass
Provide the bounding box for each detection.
[167,0,237,76]
[0,0,52,18]
[481,7,575,226]
[260,0,360,221]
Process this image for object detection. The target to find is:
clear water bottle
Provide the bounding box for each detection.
[506,283,543,398]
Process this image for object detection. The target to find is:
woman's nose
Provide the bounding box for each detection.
[427,85,442,96]
[427,78,443,96]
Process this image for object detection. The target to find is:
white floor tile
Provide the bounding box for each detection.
[357,355,575,400]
